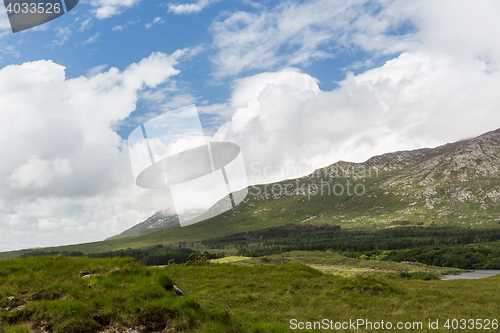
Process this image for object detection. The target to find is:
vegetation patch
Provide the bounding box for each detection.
[0,257,233,333]
[350,242,500,269]
[220,250,460,279]
[17,245,222,267]
[0,255,499,332]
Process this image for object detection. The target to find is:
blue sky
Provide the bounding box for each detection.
[1,0,500,251]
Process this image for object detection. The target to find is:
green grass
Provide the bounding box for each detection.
[1,255,498,332]
[222,250,463,279]
[0,256,234,332]
[211,256,252,264]
[160,261,500,332]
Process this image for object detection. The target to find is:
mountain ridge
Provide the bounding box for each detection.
[106,212,179,240]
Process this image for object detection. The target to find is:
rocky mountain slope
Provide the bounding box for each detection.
[107,212,179,240]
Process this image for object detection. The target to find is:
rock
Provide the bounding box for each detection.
[78,270,91,277]
[173,284,185,297]
[82,274,91,278]
[10,305,25,312]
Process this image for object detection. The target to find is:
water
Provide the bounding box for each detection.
[439,270,500,280]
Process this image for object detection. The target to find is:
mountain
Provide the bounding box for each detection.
[3,128,500,258]
[106,212,179,240]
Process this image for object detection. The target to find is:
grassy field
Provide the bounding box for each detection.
[1,254,498,332]
[214,251,463,279]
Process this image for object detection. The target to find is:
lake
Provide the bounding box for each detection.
[440,270,500,280]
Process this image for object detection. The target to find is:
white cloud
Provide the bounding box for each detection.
[112,17,140,31]
[82,32,101,44]
[89,0,141,19]
[145,17,165,29]
[214,51,500,184]
[47,27,72,47]
[0,9,10,31]
[0,45,20,59]
[210,0,500,78]
[400,0,500,70]
[9,157,73,190]
[209,0,418,77]
[78,18,93,32]
[167,0,221,15]
[0,51,188,250]
[240,0,265,10]
[206,0,500,183]
[86,64,109,76]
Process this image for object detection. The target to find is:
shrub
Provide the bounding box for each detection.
[158,275,175,291]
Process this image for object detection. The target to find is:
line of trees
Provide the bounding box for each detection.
[200,224,500,256]
[352,245,500,269]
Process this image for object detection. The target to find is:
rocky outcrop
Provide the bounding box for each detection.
[107,211,179,240]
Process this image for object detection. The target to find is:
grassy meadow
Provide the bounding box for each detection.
[213,250,463,279]
[0,254,499,332]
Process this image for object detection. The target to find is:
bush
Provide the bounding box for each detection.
[158,275,175,291]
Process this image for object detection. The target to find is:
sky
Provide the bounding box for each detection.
[1,0,500,251]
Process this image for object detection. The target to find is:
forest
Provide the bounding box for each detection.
[19,224,500,269]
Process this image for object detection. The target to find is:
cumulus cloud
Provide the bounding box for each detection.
[205,0,500,183]
[214,52,500,184]
[9,157,73,190]
[89,0,141,19]
[0,51,187,250]
[167,0,221,15]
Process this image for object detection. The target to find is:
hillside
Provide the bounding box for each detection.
[2,128,500,258]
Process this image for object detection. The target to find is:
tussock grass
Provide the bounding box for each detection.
[0,256,232,332]
[1,255,499,332]
[163,261,500,332]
